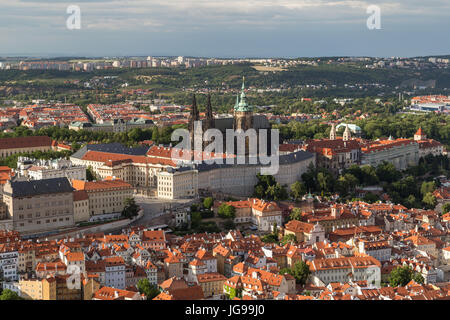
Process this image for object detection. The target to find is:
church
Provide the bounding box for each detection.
[188,77,273,156]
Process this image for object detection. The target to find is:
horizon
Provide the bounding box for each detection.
[1,54,449,60]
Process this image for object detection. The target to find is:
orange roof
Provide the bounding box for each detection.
[66,251,84,262]
[285,220,314,233]
[72,179,132,191]
[0,136,52,150]
[73,190,89,201]
[81,150,176,166]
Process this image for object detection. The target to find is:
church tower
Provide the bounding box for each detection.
[233,77,253,131]
[233,77,254,156]
[343,124,352,141]
[414,127,426,141]
[330,123,337,140]
[204,93,214,132]
[188,94,200,150]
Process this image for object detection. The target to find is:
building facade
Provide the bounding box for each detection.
[3,178,75,234]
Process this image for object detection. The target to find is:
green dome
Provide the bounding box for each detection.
[234,76,252,112]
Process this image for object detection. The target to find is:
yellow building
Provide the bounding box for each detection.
[72,178,133,217]
[19,275,100,300]
[196,272,227,298]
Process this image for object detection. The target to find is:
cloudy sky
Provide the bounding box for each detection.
[0,0,449,58]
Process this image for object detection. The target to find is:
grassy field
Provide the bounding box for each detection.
[252,65,286,72]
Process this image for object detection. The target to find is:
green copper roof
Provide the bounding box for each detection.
[234,76,252,112]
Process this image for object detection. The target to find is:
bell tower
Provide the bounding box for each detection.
[233,77,253,131]
[343,124,352,141]
[330,123,337,140]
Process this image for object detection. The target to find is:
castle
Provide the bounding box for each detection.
[188,77,272,156]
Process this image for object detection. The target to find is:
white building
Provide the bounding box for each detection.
[105,257,126,289]
[309,256,381,287]
[0,249,18,282]
[157,167,198,200]
[361,139,419,170]
[18,157,86,181]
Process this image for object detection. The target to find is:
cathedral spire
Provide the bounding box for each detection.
[235,76,250,112]
[188,94,199,136]
[205,93,214,130]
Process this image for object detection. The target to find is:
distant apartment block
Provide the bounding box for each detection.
[69,118,154,133]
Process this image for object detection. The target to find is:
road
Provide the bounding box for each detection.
[130,196,196,228]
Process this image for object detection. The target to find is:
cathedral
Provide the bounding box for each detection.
[188,77,272,156]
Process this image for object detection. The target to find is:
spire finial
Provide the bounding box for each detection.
[242,76,245,90]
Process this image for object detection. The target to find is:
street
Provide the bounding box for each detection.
[130,195,196,228]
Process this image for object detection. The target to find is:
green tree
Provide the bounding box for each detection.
[137,279,160,300]
[217,204,236,219]
[422,192,437,209]
[281,234,297,245]
[203,197,214,209]
[413,272,425,285]
[360,165,379,185]
[281,261,311,285]
[291,181,307,201]
[443,203,450,214]
[222,219,235,231]
[420,181,436,196]
[86,166,97,181]
[191,211,202,229]
[0,289,23,300]
[290,207,302,221]
[376,162,401,183]
[389,266,414,287]
[121,197,139,219]
[363,192,379,203]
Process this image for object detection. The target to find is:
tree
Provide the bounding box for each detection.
[281,261,311,285]
[413,272,425,285]
[137,279,160,300]
[203,197,214,209]
[389,266,414,287]
[86,166,97,181]
[376,162,401,183]
[420,181,436,196]
[0,289,23,300]
[191,211,202,229]
[281,234,297,245]
[121,197,139,219]
[291,181,307,201]
[290,208,302,221]
[360,165,379,185]
[363,192,379,203]
[335,176,350,197]
[217,204,236,219]
[443,203,450,214]
[422,192,437,209]
[222,219,235,231]
[254,174,288,201]
[343,173,359,193]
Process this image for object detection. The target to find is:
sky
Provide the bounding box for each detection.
[0,0,449,58]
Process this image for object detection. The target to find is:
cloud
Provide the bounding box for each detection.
[0,0,448,56]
